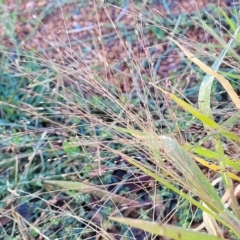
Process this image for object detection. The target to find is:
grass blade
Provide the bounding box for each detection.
[219,8,236,32]
[119,153,235,229]
[198,26,240,118]
[215,138,232,189]
[151,85,239,142]
[183,144,240,172]
[190,154,240,182]
[159,136,223,209]
[109,217,225,240]
[169,38,240,109]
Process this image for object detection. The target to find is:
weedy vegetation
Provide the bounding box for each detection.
[1,0,240,239]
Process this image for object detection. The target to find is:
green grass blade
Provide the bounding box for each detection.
[215,138,240,220]
[109,217,225,240]
[219,8,236,32]
[169,38,240,109]
[160,136,223,208]
[151,85,239,142]
[183,144,240,172]
[120,153,234,229]
[189,154,240,182]
[215,138,232,189]
[219,71,240,80]
[198,26,239,118]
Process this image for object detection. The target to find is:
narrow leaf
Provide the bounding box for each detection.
[120,153,233,229]
[151,85,239,142]
[190,154,240,182]
[109,217,225,240]
[159,136,223,208]
[183,144,240,172]
[215,138,232,189]
[219,8,236,32]
[198,26,239,118]
[169,38,240,109]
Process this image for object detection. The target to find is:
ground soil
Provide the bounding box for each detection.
[1,0,233,81]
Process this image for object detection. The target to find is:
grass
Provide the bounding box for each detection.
[1,0,240,239]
